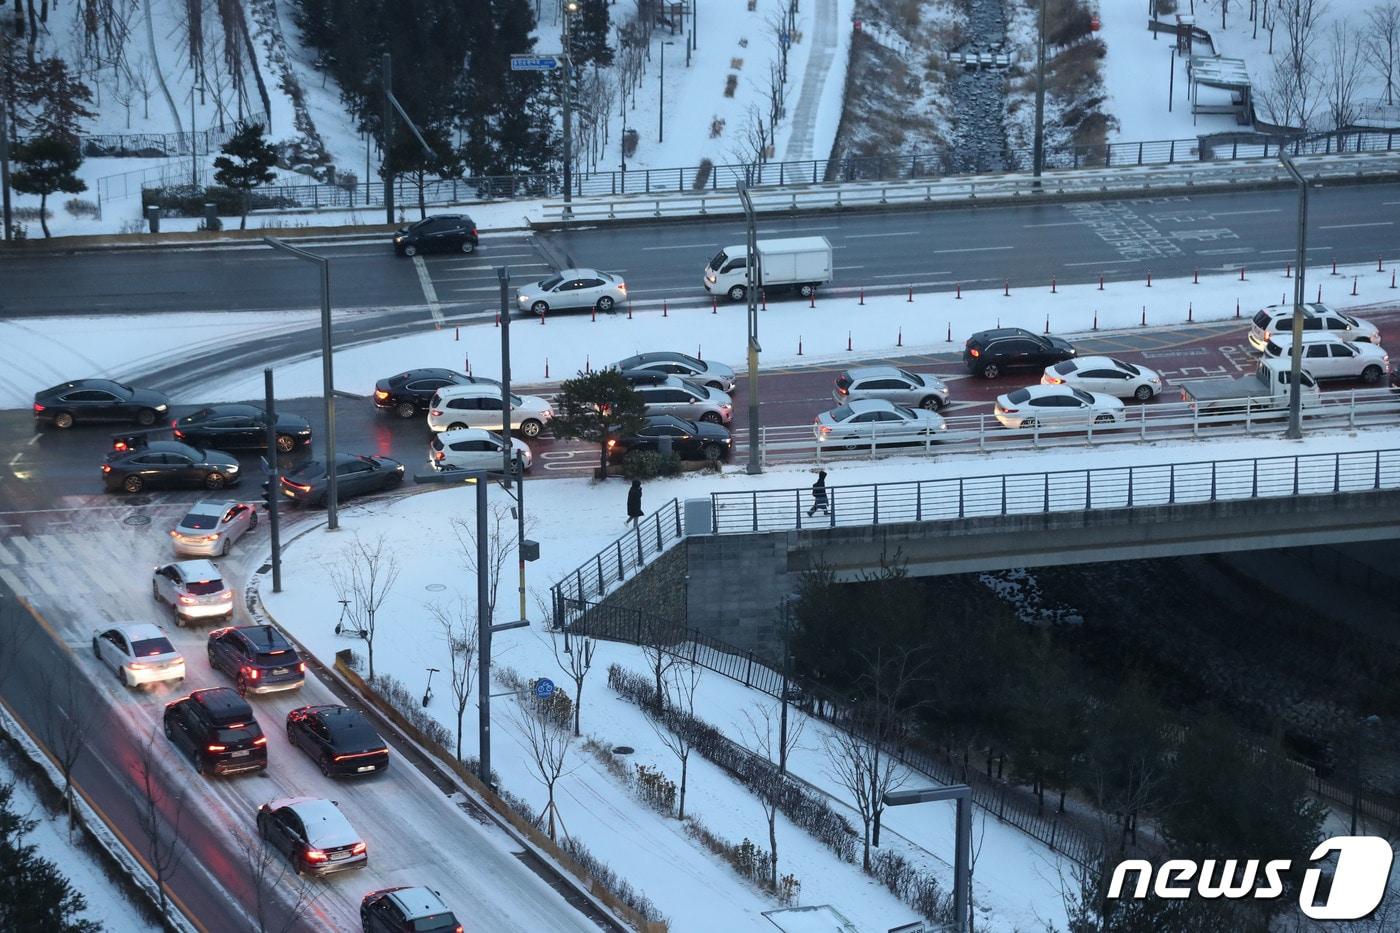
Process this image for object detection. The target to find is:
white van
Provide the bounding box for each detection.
[703,236,833,301]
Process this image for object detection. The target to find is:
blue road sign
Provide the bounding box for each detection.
[535,677,556,699]
[511,55,561,71]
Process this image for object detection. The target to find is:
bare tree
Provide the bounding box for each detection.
[327,534,401,679]
[646,661,702,819]
[824,713,907,871]
[510,695,573,841]
[135,730,187,920]
[233,829,318,933]
[42,676,96,840]
[451,503,517,629]
[126,54,156,120]
[429,598,477,759]
[1327,21,1366,129]
[112,65,134,128]
[552,629,595,737]
[741,702,806,887]
[1367,2,1400,105]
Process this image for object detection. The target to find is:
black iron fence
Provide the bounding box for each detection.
[550,498,683,628]
[20,113,270,158]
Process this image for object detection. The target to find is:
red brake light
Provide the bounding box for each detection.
[1044,376,1063,384]
[969,347,981,357]
[173,428,184,439]
[297,661,306,673]
[618,282,627,295]
[101,464,112,473]
[32,403,44,412]
[282,478,312,492]
[304,849,328,862]
[207,744,226,752]
[113,440,129,452]
[606,439,616,448]
[430,409,443,417]
[253,736,268,746]
[1000,407,1018,414]
[243,667,259,680]
[836,387,847,395]
[433,450,445,460]
[351,841,367,855]
[818,425,831,434]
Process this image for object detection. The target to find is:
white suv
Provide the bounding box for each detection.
[428,428,533,472]
[1248,303,1380,352]
[152,559,234,625]
[1261,332,1390,383]
[426,384,553,437]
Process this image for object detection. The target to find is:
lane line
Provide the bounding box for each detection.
[1022,221,1084,228]
[1065,259,1140,266]
[640,243,717,250]
[1195,247,1255,255]
[933,245,1015,254]
[1259,246,1333,253]
[1319,222,1394,230]
[869,271,950,278]
[412,254,445,326]
[844,231,921,238]
[1208,209,1281,217]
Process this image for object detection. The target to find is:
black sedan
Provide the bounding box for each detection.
[103,441,241,493]
[173,404,312,453]
[279,454,404,507]
[373,369,498,419]
[392,214,478,257]
[35,379,171,430]
[607,415,732,462]
[286,705,390,777]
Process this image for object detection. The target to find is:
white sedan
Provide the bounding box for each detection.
[994,385,1125,430]
[91,622,185,687]
[516,268,627,315]
[1041,356,1163,401]
[814,398,946,447]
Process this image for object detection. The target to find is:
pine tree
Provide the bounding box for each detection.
[213,122,278,229]
[11,136,86,237]
[571,0,614,68]
[0,784,101,932]
[548,370,648,478]
[8,56,96,141]
[383,125,457,220]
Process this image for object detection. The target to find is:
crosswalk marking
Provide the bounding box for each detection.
[0,539,16,565]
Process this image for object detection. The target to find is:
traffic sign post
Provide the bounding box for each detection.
[535,678,556,700]
[510,54,562,71]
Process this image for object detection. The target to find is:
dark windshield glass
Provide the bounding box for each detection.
[1072,389,1095,404]
[216,724,260,744]
[256,648,294,664]
[1007,389,1031,404]
[182,513,220,529]
[131,637,175,656]
[185,580,225,595]
[1118,361,1141,376]
[1052,361,1076,375]
[829,405,854,420]
[709,250,728,269]
[538,276,563,290]
[411,915,458,932]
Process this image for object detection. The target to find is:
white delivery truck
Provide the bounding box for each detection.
[1178,357,1320,415]
[703,236,833,301]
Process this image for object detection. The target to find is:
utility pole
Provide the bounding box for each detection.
[739,183,762,474]
[562,2,578,217]
[1279,151,1310,440]
[262,368,283,593]
[190,80,200,188]
[660,41,675,142]
[382,53,395,225]
[0,93,12,242]
[1032,0,1047,178]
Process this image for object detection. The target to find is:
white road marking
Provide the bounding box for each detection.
[1208,209,1281,217]
[640,243,718,250]
[1195,247,1255,255]
[933,245,1015,253]
[869,271,951,278]
[1319,222,1394,229]
[1259,246,1333,253]
[1022,221,1084,227]
[1065,259,1140,266]
[845,231,921,238]
[834,265,866,270]
[412,254,445,326]
[0,540,17,564]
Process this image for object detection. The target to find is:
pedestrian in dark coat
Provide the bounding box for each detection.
[808,470,829,517]
[626,479,644,526]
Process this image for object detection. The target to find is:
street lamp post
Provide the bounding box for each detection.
[0,93,13,242]
[263,237,339,529]
[1032,0,1047,178]
[1279,151,1310,440]
[659,41,675,143]
[190,80,201,188]
[738,183,761,475]
[885,786,973,933]
[562,1,579,217]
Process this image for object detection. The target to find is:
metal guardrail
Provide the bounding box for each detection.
[551,498,683,628]
[541,151,1400,221]
[709,447,1400,535]
[749,388,1400,467]
[19,113,270,159]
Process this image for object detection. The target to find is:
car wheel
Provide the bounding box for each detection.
[275,434,296,453]
[981,364,1001,380]
[53,411,75,429]
[1133,385,1154,401]
[204,472,226,490]
[162,718,175,740]
[448,422,467,431]
[395,401,417,419]
[236,674,248,697]
[123,475,144,493]
[706,381,724,390]
[919,396,943,411]
[519,419,543,438]
[1094,413,1115,425]
[798,283,815,298]
[119,667,130,686]
[596,296,615,312]
[702,443,725,461]
[135,408,158,426]
[221,538,231,557]
[460,240,476,255]
[531,301,549,315]
[699,412,723,424]
[91,637,102,659]
[249,510,258,529]
[319,755,333,777]
[727,284,746,302]
[1363,365,1383,384]
[403,244,418,257]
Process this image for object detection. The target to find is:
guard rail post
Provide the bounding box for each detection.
[1252,458,1259,497]
[873,485,880,524]
[634,521,644,561]
[1084,470,1091,510]
[1000,475,1006,515]
[1170,464,1176,503]
[1043,474,1051,512]
[795,488,803,529]
[751,491,759,532]
[1210,461,1217,501]
[1293,458,1301,495]
[596,553,604,591]
[616,541,624,581]
[1334,453,1341,493]
[1376,451,1383,489]
[960,478,966,518]
[1127,468,1134,507]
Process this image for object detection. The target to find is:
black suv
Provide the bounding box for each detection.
[607,415,732,462]
[163,687,268,775]
[373,369,498,419]
[393,215,478,257]
[207,625,305,695]
[173,404,312,454]
[362,886,462,933]
[287,705,391,777]
[963,328,1076,379]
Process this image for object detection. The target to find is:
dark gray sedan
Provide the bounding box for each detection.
[35,379,170,430]
[103,441,241,493]
[278,454,405,508]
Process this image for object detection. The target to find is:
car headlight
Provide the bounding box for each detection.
[226,464,240,472]
[155,404,168,411]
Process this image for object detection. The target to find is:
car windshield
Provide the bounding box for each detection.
[676,353,703,368]
[255,648,294,665]
[1117,361,1141,376]
[182,513,220,529]
[828,405,854,421]
[333,718,382,747]
[1072,389,1095,404]
[216,724,260,744]
[411,916,459,933]
[1343,314,1359,326]
[537,276,563,290]
[894,406,917,419]
[131,637,175,656]
[1006,389,1031,404]
[289,462,324,479]
[185,579,225,595]
[897,368,920,383]
[1052,361,1076,375]
[709,250,728,269]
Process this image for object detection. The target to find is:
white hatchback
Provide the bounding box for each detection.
[91,621,185,687]
[427,384,554,437]
[428,428,533,472]
[994,385,1125,430]
[1041,356,1163,401]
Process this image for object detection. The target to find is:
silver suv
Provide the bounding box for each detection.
[152,559,234,626]
[634,377,733,424]
[834,365,949,410]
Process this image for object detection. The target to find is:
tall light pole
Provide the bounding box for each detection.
[0,93,13,242]
[1031,0,1047,178]
[190,78,201,188]
[739,183,762,475]
[659,41,675,143]
[1279,150,1311,440]
[562,1,579,217]
[885,786,973,933]
[382,54,394,225]
[263,237,339,530]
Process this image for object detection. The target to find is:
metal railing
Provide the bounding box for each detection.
[19,113,269,159]
[748,388,1400,467]
[569,598,1106,869]
[710,447,1400,534]
[551,498,683,628]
